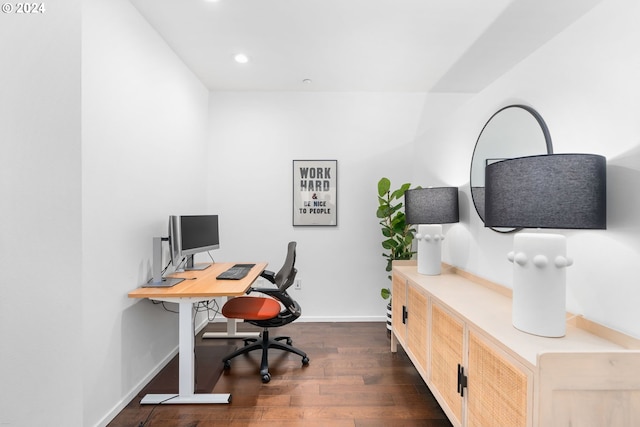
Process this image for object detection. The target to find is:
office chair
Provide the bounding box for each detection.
[221,241,309,383]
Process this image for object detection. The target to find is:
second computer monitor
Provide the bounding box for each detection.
[169,214,219,270]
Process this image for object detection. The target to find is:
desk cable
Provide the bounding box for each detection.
[138,394,178,426]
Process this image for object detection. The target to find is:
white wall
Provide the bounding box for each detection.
[415,0,640,338]
[82,0,209,425]
[206,92,433,319]
[0,2,82,426]
[5,1,640,426]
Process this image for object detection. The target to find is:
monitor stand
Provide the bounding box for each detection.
[184,254,211,271]
[143,237,186,287]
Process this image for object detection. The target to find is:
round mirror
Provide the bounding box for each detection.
[470,105,553,232]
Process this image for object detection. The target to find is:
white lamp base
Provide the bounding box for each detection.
[509,232,573,338]
[416,224,443,275]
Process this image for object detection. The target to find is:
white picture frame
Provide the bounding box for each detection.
[292,160,337,226]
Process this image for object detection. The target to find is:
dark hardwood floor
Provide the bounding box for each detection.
[109,321,452,427]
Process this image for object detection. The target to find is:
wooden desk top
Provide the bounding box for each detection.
[128,262,267,299]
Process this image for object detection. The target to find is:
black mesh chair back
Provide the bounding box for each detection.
[221,241,308,382]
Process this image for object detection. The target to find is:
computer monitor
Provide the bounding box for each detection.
[169,214,220,270]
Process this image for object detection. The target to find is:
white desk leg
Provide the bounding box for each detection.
[178,301,195,396]
[140,301,231,405]
[227,316,238,335]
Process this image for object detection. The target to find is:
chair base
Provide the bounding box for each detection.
[222,328,309,383]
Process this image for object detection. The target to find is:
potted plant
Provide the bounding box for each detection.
[376,178,417,333]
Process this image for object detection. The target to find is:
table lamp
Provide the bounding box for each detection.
[485,154,606,337]
[404,187,459,275]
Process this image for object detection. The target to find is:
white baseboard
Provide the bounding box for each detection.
[96,317,211,427]
[96,346,178,427]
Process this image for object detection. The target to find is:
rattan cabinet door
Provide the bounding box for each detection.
[392,273,407,343]
[431,303,464,426]
[467,330,531,427]
[407,285,428,373]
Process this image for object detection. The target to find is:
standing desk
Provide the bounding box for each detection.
[128,261,267,404]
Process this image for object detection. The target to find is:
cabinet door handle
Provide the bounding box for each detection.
[457,364,468,397]
[402,305,408,324]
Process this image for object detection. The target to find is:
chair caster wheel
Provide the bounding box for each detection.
[261,373,271,383]
[223,361,231,370]
[302,356,310,365]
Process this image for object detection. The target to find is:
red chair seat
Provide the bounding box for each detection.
[222,296,281,321]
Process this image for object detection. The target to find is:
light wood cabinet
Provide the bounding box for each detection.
[390,262,640,427]
[391,272,428,376]
[391,273,407,344]
[466,329,530,427]
[407,285,428,372]
[430,303,465,425]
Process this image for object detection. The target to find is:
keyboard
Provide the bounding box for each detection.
[216,263,256,280]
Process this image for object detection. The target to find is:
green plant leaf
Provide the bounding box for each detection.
[390,189,404,201]
[390,211,405,226]
[391,183,411,200]
[381,238,398,250]
[388,202,402,214]
[392,222,406,235]
[378,177,390,197]
[376,205,392,218]
[385,259,393,271]
[381,288,391,300]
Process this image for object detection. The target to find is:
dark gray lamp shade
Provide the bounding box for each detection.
[485,154,606,229]
[404,187,460,225]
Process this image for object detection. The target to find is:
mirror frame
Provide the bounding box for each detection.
[470,104,554,233]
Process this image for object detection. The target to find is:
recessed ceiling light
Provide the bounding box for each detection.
[234,53,249,64]
[302,79,312,84]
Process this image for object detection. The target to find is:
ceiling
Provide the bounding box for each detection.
[130,0,602,92]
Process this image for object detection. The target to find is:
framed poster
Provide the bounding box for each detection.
[293,160,337,226]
